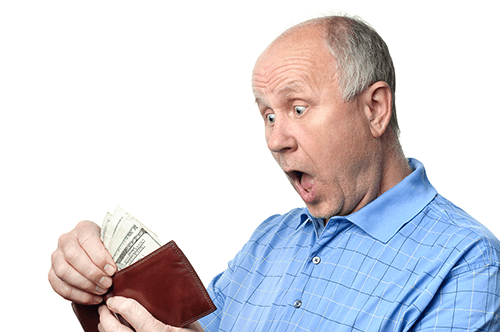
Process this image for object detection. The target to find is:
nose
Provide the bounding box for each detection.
[266,116,297,154]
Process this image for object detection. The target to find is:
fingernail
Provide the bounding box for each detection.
[107,297,115,307]
[104,264,115,276]
[99,276,112,288]
[95,285,107,294]
[94,296,103,304]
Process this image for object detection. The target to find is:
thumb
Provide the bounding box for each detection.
[106,297,172,332]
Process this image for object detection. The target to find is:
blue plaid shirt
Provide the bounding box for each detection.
[199,159,500,331]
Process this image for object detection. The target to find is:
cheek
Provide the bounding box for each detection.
[264,127,271,143]
[307,130,360,179]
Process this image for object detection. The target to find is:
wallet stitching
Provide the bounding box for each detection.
[113,240,176,276]
[111,241,216,327]
[172,244,217,326]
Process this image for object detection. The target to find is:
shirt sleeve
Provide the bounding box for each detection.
[197,213,287,331]
[198,269,230,332]
[413,264,500,331]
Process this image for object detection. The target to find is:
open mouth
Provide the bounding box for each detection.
[286,170,312,192]
[285,169,316,202]
[286,170,304,183]
[292,170,303,182]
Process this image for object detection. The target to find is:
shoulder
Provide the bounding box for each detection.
[226,207,306,267]
[410,196,500,330]
[424,194,500,274]
[249,207,306,242]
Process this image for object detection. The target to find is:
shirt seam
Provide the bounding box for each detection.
[450,261,500,278]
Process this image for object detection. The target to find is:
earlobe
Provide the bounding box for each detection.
[364,81,392,138]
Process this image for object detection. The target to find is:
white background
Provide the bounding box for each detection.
[1,1,498,330]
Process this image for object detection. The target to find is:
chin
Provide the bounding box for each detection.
[306,202,339,221]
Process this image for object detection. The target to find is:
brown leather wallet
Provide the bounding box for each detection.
[72,241,216,332]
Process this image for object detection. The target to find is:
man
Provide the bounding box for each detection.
[49,15,500,331]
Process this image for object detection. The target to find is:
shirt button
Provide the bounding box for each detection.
[312,256,321,264]
[293,300,302,308]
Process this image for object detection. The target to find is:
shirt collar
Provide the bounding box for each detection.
[299,158,437,243]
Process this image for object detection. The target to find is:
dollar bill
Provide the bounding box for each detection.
[101,206,163,271]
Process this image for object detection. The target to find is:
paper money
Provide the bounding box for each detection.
[101,206,163,271]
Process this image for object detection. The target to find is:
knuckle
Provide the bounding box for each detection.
[51,253,73,282]
[57,232,79,258]
[50,248,62,266]
[47,268,58,290]
[48,268,69,298]
[53,278,73,300]
[63,243,80,263]
[102,318,120,332]
[90,249,108,268]
[77,219,96,228]
[120,298,139,315]
[58,231,75,249]
[76,220,100,238]
[77,221,109,267]
[111,324,123,332]
[162,324,177,332]
[66,286,95,304]
[52,260,70,281]
[87,268,104,284]
[107,325,119,332]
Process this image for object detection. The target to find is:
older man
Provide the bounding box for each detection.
[49,16,500,331]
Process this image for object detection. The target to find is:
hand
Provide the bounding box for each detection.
[98,297,205,332]
[48,220,117,304]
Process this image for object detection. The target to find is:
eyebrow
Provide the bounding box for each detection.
[277,82,304,96]
[253,91,265,106]
[253,81,305,106]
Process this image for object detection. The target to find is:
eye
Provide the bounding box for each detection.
[294,105,306,115]
[266,113,276,123]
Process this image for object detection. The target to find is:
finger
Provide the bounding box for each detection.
[51,248,109,295]
[98,304,133,332]
[76,221,117,276]
[48,267,103,304]
[56,232,113,291]
[58,221,116,288]
[106,297,170,332]
[185,321,205,332]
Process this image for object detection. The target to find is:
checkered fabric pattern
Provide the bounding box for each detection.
[199,159,500,331]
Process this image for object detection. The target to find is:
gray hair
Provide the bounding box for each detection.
[321,16,399,137]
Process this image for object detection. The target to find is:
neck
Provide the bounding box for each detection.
[347,132,411,217]
[378,134,413,196]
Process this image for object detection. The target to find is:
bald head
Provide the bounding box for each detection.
[256,16,399,137]
[253,23,334,91]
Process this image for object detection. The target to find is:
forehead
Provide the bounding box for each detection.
[252,25,335,99]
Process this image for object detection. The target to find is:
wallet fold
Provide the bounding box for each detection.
[72,241,216,332]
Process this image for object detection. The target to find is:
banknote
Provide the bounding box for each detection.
[101,206,163,271]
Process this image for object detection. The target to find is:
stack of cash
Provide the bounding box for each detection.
[101,206,163,271]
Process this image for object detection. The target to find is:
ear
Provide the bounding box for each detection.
[361,81,393,138]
